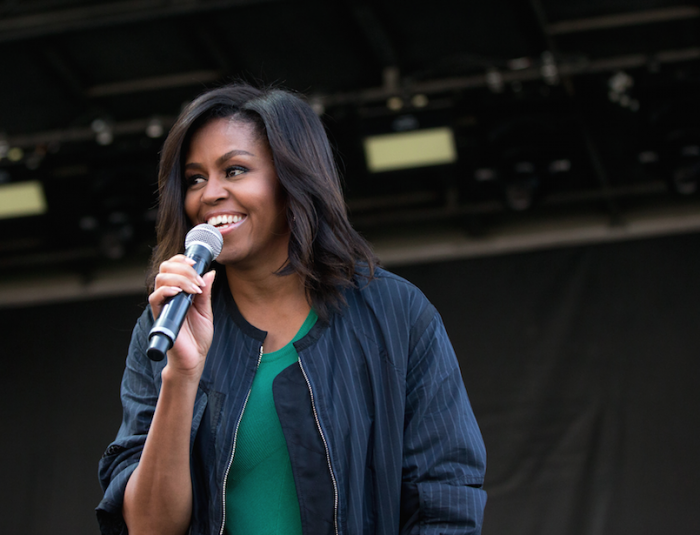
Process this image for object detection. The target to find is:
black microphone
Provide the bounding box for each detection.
[147,224,223,361]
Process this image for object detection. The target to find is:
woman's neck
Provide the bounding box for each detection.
[224,264,311,352]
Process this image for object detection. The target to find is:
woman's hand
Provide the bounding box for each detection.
[148,254,216,379]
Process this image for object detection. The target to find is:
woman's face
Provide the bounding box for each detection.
[183,117,289,271]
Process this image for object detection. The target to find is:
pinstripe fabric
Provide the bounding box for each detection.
[97,267,486,535]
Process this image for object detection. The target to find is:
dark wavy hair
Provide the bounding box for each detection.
[148,82,378,322]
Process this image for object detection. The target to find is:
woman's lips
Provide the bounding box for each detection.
[206,214,246,233]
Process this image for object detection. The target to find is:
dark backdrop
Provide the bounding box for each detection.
[2,231,699,534]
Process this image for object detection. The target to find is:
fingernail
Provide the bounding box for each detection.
[192,284,203,294]
[185,258,196,265]
[171,286,183,293]
[197,275,205,286]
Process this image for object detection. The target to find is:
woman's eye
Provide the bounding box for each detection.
[186,176,206,187]
[226,166,247,178]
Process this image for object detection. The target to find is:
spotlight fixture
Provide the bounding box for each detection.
[483,117,576,211]
[608,71,639,111]
[91,118,114,146]
[668,141,700,195]
[540,51,559,86]
[486,69,504,93]
[501,160,541,211]
[7,147,23,162]
[411,94,429,108]
[309,97,325,116]
[386,96,404,111]
[640,128,700,196]
[146,118,164,138]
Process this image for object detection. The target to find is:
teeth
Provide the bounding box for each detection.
[207,214,243,226]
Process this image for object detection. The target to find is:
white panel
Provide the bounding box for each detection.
[0,181,47,219]
[364,127,457,172]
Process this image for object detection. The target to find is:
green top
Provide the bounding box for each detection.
[224,309,318,535]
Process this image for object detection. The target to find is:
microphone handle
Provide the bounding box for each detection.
[146,245,213,361]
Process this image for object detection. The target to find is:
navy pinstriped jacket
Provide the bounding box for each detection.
[97,267,487,535]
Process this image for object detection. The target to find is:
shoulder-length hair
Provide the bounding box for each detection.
[148,82,378,322]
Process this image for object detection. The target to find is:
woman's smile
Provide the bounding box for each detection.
[204,212,247,235]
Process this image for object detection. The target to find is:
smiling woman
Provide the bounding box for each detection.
[183,119,289,274]
[96,82,487,535]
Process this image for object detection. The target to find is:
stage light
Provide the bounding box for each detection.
[668,144,700,195]
[146,118,164,138]
[7,147,23,162]
[0,180,47,219]
[411,94,428,108]
[309,97,325,116]
[387,96,404,111]
[548,159,571,173]
[474,168,496,182]
[540,51,559,85]
[501,161,540,211]
[363,127,457,173]
[486,69,504,93]
[608,71,639,110]
[508,57,532,71]
[92,118,114,145]
[96,131,113,145]
[481,116,579,211]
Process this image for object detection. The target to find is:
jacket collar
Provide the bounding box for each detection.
[215,272,330,349]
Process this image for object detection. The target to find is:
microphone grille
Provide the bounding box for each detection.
[185,224,224,259]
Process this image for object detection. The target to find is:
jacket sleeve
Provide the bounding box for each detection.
[96,308,161,535]
[400,304,487,534]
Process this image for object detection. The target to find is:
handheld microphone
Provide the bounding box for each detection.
[147,224,223,361]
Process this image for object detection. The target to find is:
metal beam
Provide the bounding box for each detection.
[548,6,700,35]
[6,116,177,149]
[318,46,700,107]
[4,201,700,307]
[0,0,275,43]
[5,46,700,149]
[86,70,221,98]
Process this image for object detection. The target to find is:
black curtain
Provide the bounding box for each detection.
[393,232,700,535]
[2,231,699,534]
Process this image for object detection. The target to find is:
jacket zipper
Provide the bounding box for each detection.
[219,344,264,535]
[298,357,339,535]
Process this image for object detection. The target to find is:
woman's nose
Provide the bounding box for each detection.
[201,176,229,203]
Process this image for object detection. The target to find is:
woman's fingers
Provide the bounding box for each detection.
[148,285,183,319]
[149,254,209,319]
[155,255,206,291]
[155,272,204,295]
[157,257,204,285]
[190,270,216,317]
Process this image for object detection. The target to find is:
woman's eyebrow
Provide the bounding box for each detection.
[184,149,255,170]
[217,149,254,165]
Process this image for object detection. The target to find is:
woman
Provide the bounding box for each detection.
[97,83,487,535]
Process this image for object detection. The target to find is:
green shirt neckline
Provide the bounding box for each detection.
[261,308,318,363]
